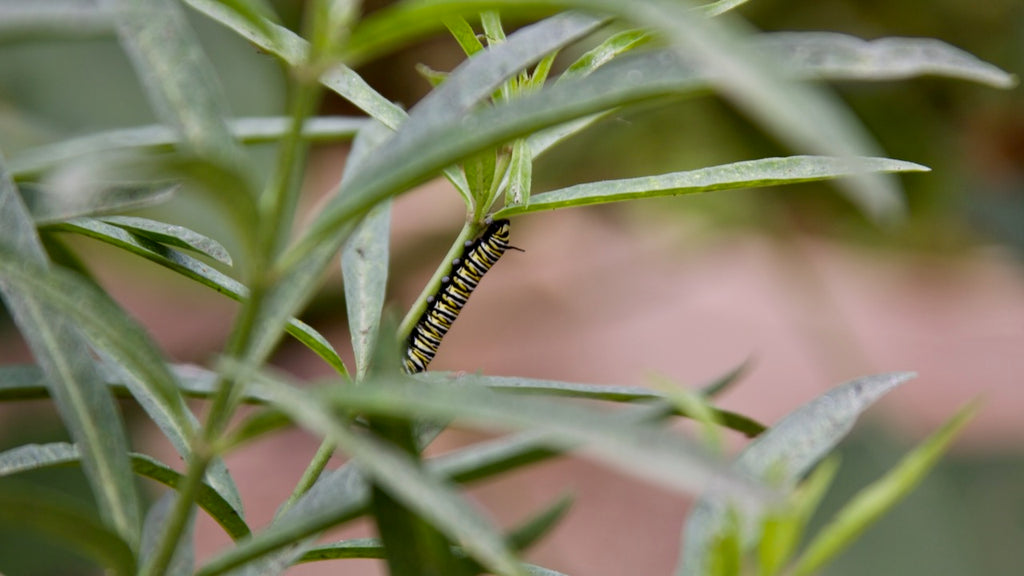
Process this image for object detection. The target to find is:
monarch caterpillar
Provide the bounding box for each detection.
[403,218,512,373]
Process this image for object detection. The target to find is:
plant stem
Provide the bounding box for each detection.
[276,439,336,520]
[259,80,324,260]
[396,222,478,340]
[138,449,212,576]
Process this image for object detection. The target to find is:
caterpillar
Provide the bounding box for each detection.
[403,218,512,373]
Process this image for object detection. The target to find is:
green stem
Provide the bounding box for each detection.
[142,23,326,575]
[276,439,336,520]
[260,81,324,260]
[396,221,480,340]
[138,450,212,576]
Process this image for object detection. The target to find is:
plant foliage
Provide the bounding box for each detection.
[0,0,1012,575]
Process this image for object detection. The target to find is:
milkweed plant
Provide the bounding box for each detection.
[0,1,1014,575]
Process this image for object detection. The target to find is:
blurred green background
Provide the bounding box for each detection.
[1,0,1022,574]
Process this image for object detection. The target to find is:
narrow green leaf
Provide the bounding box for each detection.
[298,538,386,561]
[101,215,233,265]
[342,201,392,380]
[0,1,115,41]
[342,0,900,220]
[0,442,251,541]
[10,116,367,178]
[246,369,773,505]
[506,138,532,206]
[197,463,369,575]
[19,181,177,224]
[184,0,409,129]
[677,372,916,576]
[222,121,401,383]
[0,158,142,549]
[286,12,605,261]
[141,492,196,576]
[0,246,197,483]
[444,15,485,56]
[480,10,507,44]
[701,0,754,17]
[465,148,499,202]
[789,402,979,576]
[252,375,527,576]
[416,62,450,86]
[103,355,245,520]
[46,218,347,375]
[762,32,1017,88]
[709,508,742,576]
[529,29,651,158]
[417,371,764,437]
[528,51,558,90]
[340,11,603,182]
[495,156,929,218]
[757,457,840,576]
[652,377,726,453]
[295,491,571,562]
[560,29,651,82]
[0,484,137,576]
[208,0,279,35]
[698,360,751,398]
[507,492,574,551]
[192,365,744,574]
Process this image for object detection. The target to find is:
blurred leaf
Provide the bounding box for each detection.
[46,218,347,375]
[560,29,651,82]
[0,159,142,549]
[528,29,651,158]
[209,0,279,35]
[789,401,979,576]
[653,376,726,453]
[701,0,754,17]
[0,361,762,439]
[507,138,532,206]
[101,215,233,265]
[141,492,195,576]
[0,244,195,456]
[288,12,605,260]
[342,1,901,221]
[495,156,929,218]
[758,457,840,576]
[0,484,137,576]
[245,369,773,504]
[525,566,570,576]
[199,463,369,575]
[296,491,571,561]
[761,32,1018,88]
[342,201,392,380]
[9,116,367,178]
[416,371,764,437]
[19,181,178,224]
[0,1,115,42]
[677,372,916,576]
[0,442,251,541]
[507,492,574,551]
[444,15,485,56]
[99,355,245,519]
[198,385,701,573]
[298,539,386,561]
[184,0,408,128]
[709,508,742,576]
[416,62,450,86]
[250,374,526,576]
[223,121,401,380]
[103,0,247,171]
